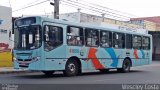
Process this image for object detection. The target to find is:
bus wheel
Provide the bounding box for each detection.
[42,71,54,76]
[99,69,109,73]
[117,59,131,73]
[64,60,78,76]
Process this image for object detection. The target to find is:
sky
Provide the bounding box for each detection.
[1,0,160,18]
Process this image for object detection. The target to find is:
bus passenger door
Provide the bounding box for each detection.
[43,23,65,70]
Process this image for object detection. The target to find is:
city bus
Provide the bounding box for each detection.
[13,16,152,76]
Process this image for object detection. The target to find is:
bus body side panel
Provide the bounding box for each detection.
[65,46,115,70]
[66,46,125,70]
[96,48,124,68]
[44,45,67,70]
[96,48,113,68]
[127,49,151,67]
[66,46,88,70]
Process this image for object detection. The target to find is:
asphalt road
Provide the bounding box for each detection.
[0,61,160,84]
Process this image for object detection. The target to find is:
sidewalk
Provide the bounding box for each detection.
[0,67,33,74]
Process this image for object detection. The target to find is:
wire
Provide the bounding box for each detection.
[64,0,131,19]
[61,0,156,27]
[61,4,125,21]
[61,1,158,28]
[61,2,100,15]
[25,0,41,6]
[8,0,12,8]
[12,0,49,12]
[79,0,138,18]
[62,0,130,20]
[61,0,129,20]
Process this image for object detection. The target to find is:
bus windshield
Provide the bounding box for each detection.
[14,25,41,50]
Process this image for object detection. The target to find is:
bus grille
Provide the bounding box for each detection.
[18,59,31,61]
[19,65,29,68]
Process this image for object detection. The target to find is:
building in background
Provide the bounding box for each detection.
[60,12,144,29]
[0,5,12,67]
[131,16,160,31]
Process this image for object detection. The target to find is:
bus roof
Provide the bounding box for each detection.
[16,16,152,37]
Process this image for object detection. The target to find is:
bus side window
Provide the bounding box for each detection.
[67,26,83,46]
[85,28,99,47]
[126,34,132,49]
[100,31,112,47]
[113,33,125,48]
[142,37,150,50]
[133,35,142,49]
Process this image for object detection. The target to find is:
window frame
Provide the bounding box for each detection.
[113,32,125,49]
[14,25,42,50]
[142,36,150,50]
[43,25,63,51]
[85,28,99,47]
[100,30,112,48]
[132,35,142,49]
[126,34,132,49]
[67,26,84,46]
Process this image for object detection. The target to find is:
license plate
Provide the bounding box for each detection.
[20,63,29,66]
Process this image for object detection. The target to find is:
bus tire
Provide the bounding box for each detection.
[42,71,55,76]
[64,59,78,76]
[117,59,131,73]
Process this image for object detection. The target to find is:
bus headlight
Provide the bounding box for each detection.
[13,57,17,61]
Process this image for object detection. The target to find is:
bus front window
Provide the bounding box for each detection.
[14,25,41,50]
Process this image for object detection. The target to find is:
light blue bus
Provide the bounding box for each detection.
[13,16,152,76]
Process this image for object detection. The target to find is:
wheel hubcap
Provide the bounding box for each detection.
[124,62,129,70]
[68,63,76,72]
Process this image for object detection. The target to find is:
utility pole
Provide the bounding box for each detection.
[77,8,81,23]
[50,0,59,19]
[101,13,105,22]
